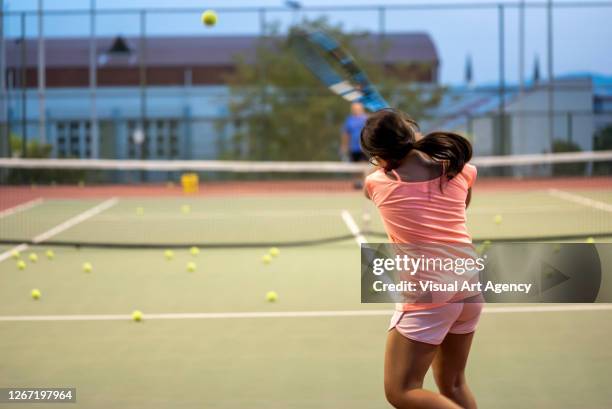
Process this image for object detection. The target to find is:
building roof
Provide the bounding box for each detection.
[6,33,438,69]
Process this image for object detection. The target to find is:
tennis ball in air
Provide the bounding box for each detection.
[11,250,20,260]
[187,261,197,272]
[164,250,175,260]
[265,291,278,303]
[586,237,595,244]
[201,10,217,27]
[181,204,191,214]
[45,250,55,260]
[190,246,200,256]
[136,207,144,216]
[31,289,41,300]
[132,310,143,322]
[82,262,93,273]
[28,253,38,263]
[269,247,280,257]
[17,260,26,270]
[494,214,503,225]
[262,254,272,265]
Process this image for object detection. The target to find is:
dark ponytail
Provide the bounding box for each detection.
[360,109,472,180]
[413,131,472,180]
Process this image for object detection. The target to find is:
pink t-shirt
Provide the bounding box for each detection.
[366,164,476,244]
[365,164,477,311]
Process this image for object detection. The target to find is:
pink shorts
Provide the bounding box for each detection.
[389,299,483,346]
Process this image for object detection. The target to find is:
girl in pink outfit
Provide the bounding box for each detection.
[361,109,481,409]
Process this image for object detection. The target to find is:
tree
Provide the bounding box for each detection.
[220,18,444,162]
[594,125,612,175]
[7,135,85,184]
[10,134,52,158]
[551,138,585,176]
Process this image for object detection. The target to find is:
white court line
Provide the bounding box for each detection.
[0,198,44,219]
[0,198,119,263]
[32,198,118,243]
[548,189,612,213]
[0,305,611,322]
[341,209,368,245]
[0,243,30,263]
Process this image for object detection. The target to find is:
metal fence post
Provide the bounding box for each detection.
[20,12,27,157]
[259,8,266,35]
[37,0,46,144]
[547,0,555,151]
[498,4,506,155]
[139,10,147,148]
[0,0,6,159]
[90,0,98,159]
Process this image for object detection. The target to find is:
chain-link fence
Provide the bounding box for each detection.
[1,1,612,160]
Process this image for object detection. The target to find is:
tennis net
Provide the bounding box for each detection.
[0,151,611,248]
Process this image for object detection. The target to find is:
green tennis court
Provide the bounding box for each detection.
[1,179,611,408]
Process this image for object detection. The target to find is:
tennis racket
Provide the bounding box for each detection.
[289,27,389,112]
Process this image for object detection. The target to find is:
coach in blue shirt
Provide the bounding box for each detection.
[341,102,368,162]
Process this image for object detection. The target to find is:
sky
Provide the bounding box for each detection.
[3,0,612,85]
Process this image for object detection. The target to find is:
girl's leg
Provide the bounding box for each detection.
[384,329,462,409]
[432,332,478,409]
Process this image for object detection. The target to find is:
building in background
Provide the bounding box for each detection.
[4,33,439,160]
[428,74,612,158]
[4,32,611,166]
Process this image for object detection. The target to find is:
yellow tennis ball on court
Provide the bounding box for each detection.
[201,9,217,27]
[269,247,280,257]
[136,207,144,216]
[82,262,93,273]
[45,250,55,260]
[29,253,38,263]
[132,310,143,322]
[17,260,26,270]
[494,214,503,225]
[190,246,200,256]
[262,254,272,265]
[181,204,191,214]
[586,237,595,244]
[187,261,197,272]
[31,288,41,300]
[11,250,21,260]
[164,250,175,260]
[265,291,278,303]
[476,240,493,256]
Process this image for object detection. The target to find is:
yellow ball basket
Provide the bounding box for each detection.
[181,173,199,194]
